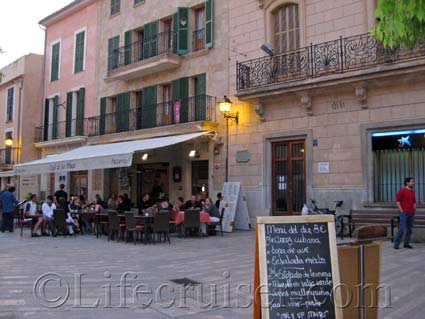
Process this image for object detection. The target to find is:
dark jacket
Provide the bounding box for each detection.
[181,200,202,211]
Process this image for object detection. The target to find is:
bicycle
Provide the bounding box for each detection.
[308,199,344,237]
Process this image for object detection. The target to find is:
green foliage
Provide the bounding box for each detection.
[372,0,425,48]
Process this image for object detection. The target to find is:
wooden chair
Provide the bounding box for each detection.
[19,209,34,237]
[124,212,144,245]
[108,210,119,242]
[153,211,171,244]
[183,210,201,238]
[211,207,225,237]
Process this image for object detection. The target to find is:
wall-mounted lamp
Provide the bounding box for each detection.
[189,150,197,158]
[5,138,13,147]
[142,153,149,161]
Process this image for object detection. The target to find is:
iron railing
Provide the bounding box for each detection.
[237,33,425,90]
[35,119,89,143]
[108,31,177,73]
[192,29,205,52]
[0,148,20,166]
[87,95,216,136]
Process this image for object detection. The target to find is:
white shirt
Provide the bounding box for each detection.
[25,201,38,216]
[42,202,56,219]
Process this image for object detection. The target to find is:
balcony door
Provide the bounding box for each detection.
[163,19,173,51]
[162,85,172,126]
[272,140,305,215]
[5,131,12,165]
[194,7,205,51]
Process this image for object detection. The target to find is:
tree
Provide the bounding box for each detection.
[372,0,425,48]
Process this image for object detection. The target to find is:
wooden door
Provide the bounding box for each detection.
[162,85,172,125]
[272,140,306,215]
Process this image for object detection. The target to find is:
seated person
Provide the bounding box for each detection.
[204,198,220,222]
[107,193,118,209]
[181,195,203,211]
[123,193,132,211]
[116,195,126,214]
[24,194,44,237]
[59,197,79,234]
[42,195,56,236]
[140,193,152,210]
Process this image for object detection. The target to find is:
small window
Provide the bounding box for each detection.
[6,86,14,122]
[74,30,86,73]
[134,0,145,5]
[107,35,120,71]
[273,4,300,53]
[111,0,120,16]
[50,42,60,81]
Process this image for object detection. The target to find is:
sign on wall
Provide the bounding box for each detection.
[318,162,330,174]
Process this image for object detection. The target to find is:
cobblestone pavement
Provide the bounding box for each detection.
[0,229,423,318]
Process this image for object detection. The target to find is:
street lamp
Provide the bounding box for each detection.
[5,138,13,147]
[218,96,238,182]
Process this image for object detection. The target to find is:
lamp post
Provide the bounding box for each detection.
[218,96,238,182]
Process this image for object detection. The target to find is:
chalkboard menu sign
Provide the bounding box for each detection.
[255,215,342,319]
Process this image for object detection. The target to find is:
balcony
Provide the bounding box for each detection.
[35,119,88,147]
[108,31,182,81]
[87,95,216,140]
[0,148,20,167]
[236,33,425,96]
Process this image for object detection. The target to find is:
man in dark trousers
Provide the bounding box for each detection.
[0,186,19,232]
[394,177,416,249]
[54,184,68,203]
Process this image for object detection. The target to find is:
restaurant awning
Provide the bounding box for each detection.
[14,132,211,176]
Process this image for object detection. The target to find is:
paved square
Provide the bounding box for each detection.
[0,229,423,318]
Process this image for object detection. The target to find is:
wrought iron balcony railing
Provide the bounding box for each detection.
[0,147,20,166]
[192,29,205,52]
[237,33,425,90]
[87,95,216,137]
[35,119,89,143]
[108,31,177,73]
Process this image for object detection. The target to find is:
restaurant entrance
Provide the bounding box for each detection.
[70,171,88,199]
[191,160,209,196]
[137,163,169,206]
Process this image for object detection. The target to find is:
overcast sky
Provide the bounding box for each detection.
[0,0,74,69]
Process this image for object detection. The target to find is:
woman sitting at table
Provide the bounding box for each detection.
[107,193,118,209]
[117,195,126,214]
[204,198,220,223]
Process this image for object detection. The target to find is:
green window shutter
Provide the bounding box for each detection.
[51,42,60,81]
[179,77,189,123]
[195,73,207,120]
[142,86,157,129]
[134,0,145,5]
[44,99,50,141]
[108,36,120,71]
[177,8,189,54]
[173,13,178,54]
[66,92,73,137]
[111,0,120,15]
[124,31,132,65]
[205,0,214,48]
[6,87,14,121]
[52,96,59,140]
[143,23,151,59]
[120,92,130,132]
[150,21,159,57]
[100,97,106,136]
[74,31,85,73]
[115,94,122,133]
[77,88,85,136]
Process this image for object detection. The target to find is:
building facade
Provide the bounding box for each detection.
[229,0,425,219]
[37,0,100,199]
[31,0,231,205]
[0,54,43,197]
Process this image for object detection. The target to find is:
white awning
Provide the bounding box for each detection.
[14,132,210,176]
[0,170,15,178]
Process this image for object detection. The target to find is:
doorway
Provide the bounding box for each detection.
[137,163,169,205]
[272,140,306,215]
[191,160,209,196]
[70,171,88,199]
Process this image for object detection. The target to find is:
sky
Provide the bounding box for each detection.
[0,0,74,69]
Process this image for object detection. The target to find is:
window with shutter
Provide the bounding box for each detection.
[195,73,206,120]
[116,92,130,132]
[6,87,14,122]
[273,4,300,53]
[134,0,145,5]
[141,86,157,129]
[76,88,85,136]
[43,99,50,141]
[74,31,85,73]
[100,97,106,135]
[179,77,189,123]
[177,8,189,54]
[111,0,120,16]
[205,0,214,48]
[52,96,59,140]
[51,42,60,81]
[108,36,120,71]
[124,31,132,65]
[66,92,73,137]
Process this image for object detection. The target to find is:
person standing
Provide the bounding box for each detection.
[394,177,416,249]
[54,184,68,204]
[0,186,19,232]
